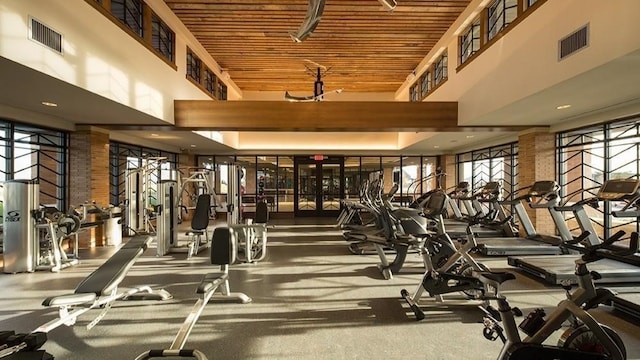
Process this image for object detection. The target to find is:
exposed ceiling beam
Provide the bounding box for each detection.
[173,100,535,132]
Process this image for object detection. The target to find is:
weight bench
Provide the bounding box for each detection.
[135,227,250,360]
[34,235,172,333]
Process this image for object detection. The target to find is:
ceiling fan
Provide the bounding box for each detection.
[289,0,397,43]
[284,61,343,102]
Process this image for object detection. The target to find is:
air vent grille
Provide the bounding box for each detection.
[29,17,63,54]
[558,24,588,60]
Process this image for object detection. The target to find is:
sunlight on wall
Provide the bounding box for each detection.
[0,8,76,84]
[86,55,129,106]
[135,81,164,119]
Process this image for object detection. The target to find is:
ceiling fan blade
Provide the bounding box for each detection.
[289,0,326,42]
[284,91,317,102]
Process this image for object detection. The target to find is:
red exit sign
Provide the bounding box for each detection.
[313,154,326,161]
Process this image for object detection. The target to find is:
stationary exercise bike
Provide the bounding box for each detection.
[478,230,635,360]
[401,190,494,320]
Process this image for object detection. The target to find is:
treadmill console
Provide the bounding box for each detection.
[528,181,558,196]
[481,181,501,194]
[456,182,470,192]
[598,179,640,200]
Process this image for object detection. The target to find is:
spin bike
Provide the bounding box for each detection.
[401,191,497,320]
[478,231,635,360]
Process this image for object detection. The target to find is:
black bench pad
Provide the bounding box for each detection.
[75,235,152,295]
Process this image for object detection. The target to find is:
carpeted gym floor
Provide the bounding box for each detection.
[1,218,639,359]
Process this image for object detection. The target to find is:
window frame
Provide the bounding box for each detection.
[186,48,202,84]
[151,13,174,62]
[111,0,144,38]
[86,0,177,69]
[433,51,448,87]
[459,18,481,65]
[487,0,518,42]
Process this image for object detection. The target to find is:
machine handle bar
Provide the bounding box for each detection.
[566,230,639,261]
[564,231,597,245]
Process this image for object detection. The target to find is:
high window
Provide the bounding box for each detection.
[420,71,431,98]
[111,0,143,37]
[409,83,420,102]
[460,18,481,65]
[151,14,174,62]
[186,49,202,83]
[205,69,217,97]
[413,0,546,98]
[487,0,518,41]
[433,51,448,86]
[217,81,228,101]
[89,0,176,67]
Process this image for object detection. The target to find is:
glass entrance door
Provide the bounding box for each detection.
[294,156,344,217]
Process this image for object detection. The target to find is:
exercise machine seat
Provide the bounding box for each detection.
[211,228,236,265]
[255,201,269,224]
[189,195,210,234]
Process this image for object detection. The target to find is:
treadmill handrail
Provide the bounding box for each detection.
[564,230,596,246]
[563,230,639,263]
[612,210,640,218]
[558,185,601,207]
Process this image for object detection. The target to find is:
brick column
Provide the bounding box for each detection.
[69,126,110,248]
[518,129,556,235]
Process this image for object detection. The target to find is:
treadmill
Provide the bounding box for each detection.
[472,181,567,256]
[443,181,518,240]
[609,288,640,320]
[508,178,640,285]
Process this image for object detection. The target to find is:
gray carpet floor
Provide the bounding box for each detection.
[1,219,640,359]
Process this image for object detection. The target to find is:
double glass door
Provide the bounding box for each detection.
[294,156,344,217]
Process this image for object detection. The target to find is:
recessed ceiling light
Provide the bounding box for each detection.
[41,101,57,107]
[556,104,571,110]
[466,135,474,139]
[190,144,197,148]
[150,133,159,137]
[433,145,440,149]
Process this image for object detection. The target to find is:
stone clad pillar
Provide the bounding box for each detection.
[69,126,110,248]
[518,128,556,235]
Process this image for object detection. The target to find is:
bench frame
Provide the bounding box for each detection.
[34,235,172,333]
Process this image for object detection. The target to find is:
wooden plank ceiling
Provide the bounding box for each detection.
[164,0,471,93]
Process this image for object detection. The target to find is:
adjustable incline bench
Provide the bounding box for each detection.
[135,227,250,360]
[34,235,172,333]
